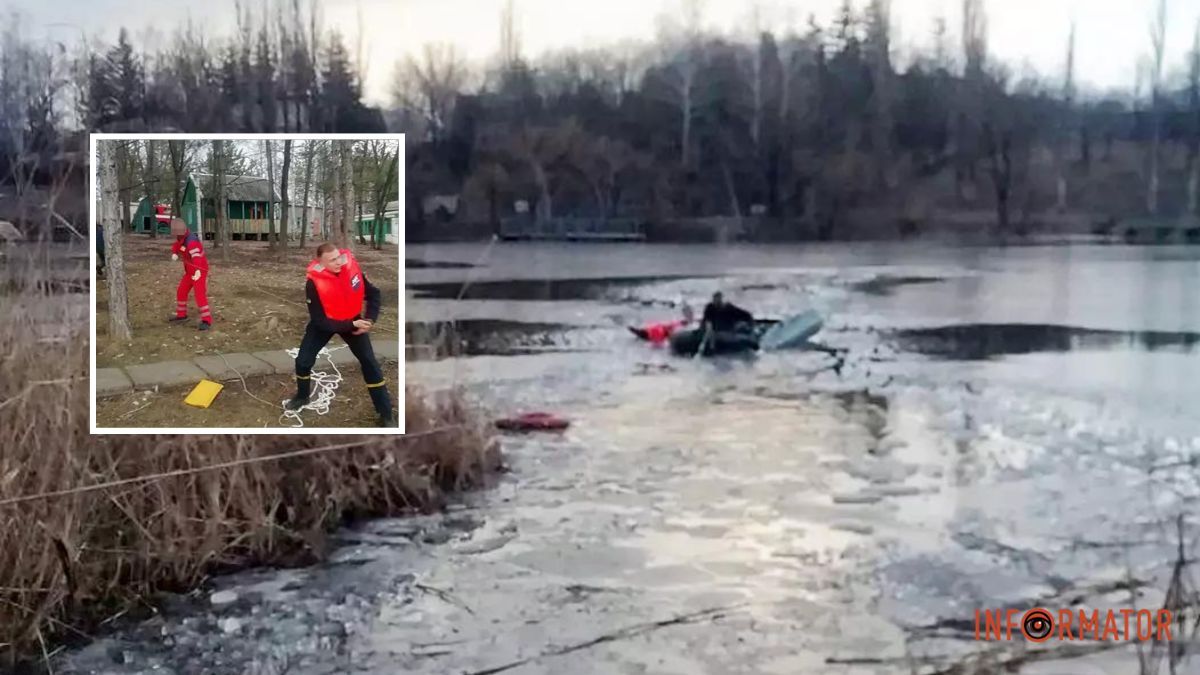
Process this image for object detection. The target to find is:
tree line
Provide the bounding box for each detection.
[98,138,398,340]
[0,0,385,223]
[110,138,398,248]
[393,0,1200,237]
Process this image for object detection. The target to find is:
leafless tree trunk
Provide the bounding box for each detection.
[350,142,364,246]
[337,140,351,248]
[116,141,133,233]
[167,140,187,223]
[674,0,705,169]
[1056,20,1076,212]
[370,142,398,250]
[391,43,469,144]
[280,139,292,249]
[867,0,894,191]
[1148,0,1167,215]
[500,0,521,68]
[212,139,229,261]
[984,123,1013,231]
[957,0,988,202]
[264,139,277,246]
[749,4,763,150]
[329,142,340,245]
[300,139,315,249]
[100,141,131,341]
[143,140,158,238]
[1188,20,1200,216]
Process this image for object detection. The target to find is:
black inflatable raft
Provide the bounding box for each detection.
[668,326,761,356]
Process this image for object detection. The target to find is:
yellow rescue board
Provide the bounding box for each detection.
[184,379,224,408]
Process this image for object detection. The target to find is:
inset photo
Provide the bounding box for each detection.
[90,134,404,433]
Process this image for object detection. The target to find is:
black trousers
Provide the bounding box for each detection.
[293,324,392,418]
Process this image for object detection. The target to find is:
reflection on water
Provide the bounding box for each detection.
[892,323,1200,360]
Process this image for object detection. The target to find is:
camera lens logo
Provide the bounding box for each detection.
[1022,608,1055,642]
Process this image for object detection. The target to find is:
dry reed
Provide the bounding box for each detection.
[0,247,498,668]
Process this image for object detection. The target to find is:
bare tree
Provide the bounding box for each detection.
[1147,0,1166,215]
[1188,20,1200,215]
[500,0,521,69]
[142,140,159,238]
[955,0,988,202]
[866,0,894,190]
[337,140,351,248]
[391,43,469,144]
[300,139,316,249]
[166,140,188,222]
[212,139,229,261]
[1056,20,1076,212]
[99,141,131,340]
[280,138,292,248]
[656,0,706,169]
[264,138,277,246]
[747,3,765,150]
[983,121,1013,231]
[115,141,135,233]
[354,142,367,246]
[367,140,399,250]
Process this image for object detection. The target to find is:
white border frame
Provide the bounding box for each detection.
[89,133,406,435]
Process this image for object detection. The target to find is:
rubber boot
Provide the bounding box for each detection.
[369,385,394,427]
[285,377,312,411]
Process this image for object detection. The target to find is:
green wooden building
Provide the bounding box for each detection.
[131,178,202,235]
[195,172,279,241]
[354,200,400,243]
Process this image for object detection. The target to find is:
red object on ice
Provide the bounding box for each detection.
[494,412,570,432]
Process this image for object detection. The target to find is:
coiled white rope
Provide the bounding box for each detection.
[279,345,346,428]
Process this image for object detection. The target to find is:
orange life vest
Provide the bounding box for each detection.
[306,249,365,321]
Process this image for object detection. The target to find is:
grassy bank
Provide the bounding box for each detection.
[0,277,497,669]
[96,236,403,369]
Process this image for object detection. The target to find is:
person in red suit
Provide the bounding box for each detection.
[168,218,212,330]
[628,304,694,345]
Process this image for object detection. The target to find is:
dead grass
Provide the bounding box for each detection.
[95,366,403,428]
[96,235,403,369]
[0,246,498,669]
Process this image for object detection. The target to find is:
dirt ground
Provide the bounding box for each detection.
[96,236,402,369]
[95,362,402,428]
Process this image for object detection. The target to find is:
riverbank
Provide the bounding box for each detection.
[408,208,1200,246]
[0,275,498,670]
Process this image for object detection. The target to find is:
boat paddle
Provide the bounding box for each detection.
[693,323,712,360]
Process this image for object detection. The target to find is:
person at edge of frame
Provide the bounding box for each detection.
[285,241,396,427]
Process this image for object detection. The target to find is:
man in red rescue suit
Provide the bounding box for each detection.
[285,242,395,427]
[168,218,212,330]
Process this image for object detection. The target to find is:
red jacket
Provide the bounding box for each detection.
[172,232,209,273]
[306,249,365,321]
[644,319,688,344]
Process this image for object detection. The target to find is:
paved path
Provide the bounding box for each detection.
[96,341,401,397]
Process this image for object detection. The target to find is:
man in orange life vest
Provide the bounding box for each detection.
[285,242,395,427]
[168,218,212,330]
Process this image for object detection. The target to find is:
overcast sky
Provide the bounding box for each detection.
[12,0,1200,105]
